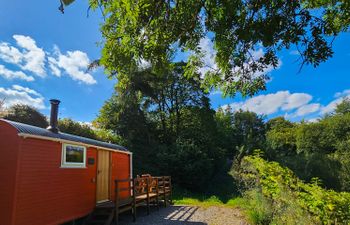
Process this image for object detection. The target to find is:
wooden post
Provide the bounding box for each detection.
[155,177,159,211]
[132,178,136,222]
[115,180,119,225]
[163,176,167,207]
[146,178,150,215]
[169,176,173,205]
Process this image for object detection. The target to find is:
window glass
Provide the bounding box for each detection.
[62,144,86,168]
[66,145,84,163]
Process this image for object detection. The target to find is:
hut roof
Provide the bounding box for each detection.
[1,119,128,152]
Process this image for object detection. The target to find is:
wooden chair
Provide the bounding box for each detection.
[133,176,159,215]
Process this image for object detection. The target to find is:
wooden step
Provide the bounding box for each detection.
[96,201,115,209]
[83,208,114,225]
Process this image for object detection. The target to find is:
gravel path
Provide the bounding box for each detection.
[118,205,248,225]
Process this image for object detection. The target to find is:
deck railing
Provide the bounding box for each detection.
[114,176,172,224]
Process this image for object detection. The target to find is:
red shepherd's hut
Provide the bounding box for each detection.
[0,100,132,225]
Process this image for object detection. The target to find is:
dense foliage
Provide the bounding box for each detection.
[1,104,49,128]
[265,101,350,191]
[95,64,227,189]
[81,0,350,97]
[59,118,96,139]
[235,154,350,224]
[58,118,125,144]
[0,106,122,145]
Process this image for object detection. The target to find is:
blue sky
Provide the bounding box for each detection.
[0,1,349,123]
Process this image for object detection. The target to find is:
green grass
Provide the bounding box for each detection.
[172,185,243,208]
[172,161,241,208]
[174,195,225,207]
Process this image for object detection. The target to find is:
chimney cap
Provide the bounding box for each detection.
[50,99,60,104]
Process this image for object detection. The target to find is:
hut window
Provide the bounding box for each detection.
[61,144,86,168]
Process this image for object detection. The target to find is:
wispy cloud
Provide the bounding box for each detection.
[320,90,350,115]
[224,91,313,115]
[0,85,45,109]
[0,35,46,77]
[0,42,22,64]
[293,103,321,117]
[48,46,96,85]
[222,88,350,120]
[0,65,34,81]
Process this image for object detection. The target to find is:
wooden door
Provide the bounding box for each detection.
[96,150,110,203]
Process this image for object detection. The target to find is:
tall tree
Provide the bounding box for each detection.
[129,62,208,143]
[232,110,266,161]
[95,63,224,189]
[265,117,297,158]
[335,98,350,115]
[215,106,237,158]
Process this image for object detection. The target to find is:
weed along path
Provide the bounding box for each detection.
[118,205,248,225]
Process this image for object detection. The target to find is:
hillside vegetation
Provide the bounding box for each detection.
[235,154,350,224]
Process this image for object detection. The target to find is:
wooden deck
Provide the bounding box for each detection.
[83,176,172,225]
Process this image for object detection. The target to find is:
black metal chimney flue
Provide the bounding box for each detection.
[47,99,60,133]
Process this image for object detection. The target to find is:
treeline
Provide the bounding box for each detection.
[92,62,350,193]
[264,99,350,192]
[2,68,350,195]
[0,104,124,146]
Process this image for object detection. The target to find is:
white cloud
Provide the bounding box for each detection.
[221,88,350,120]
[320,89,350,115]
[226,91,313,115]
[11,84,41,97]
[48,47,96,85]
[13,35,46,77]
[0,35,96,85]
[281,93,312,110]
[198,37,282,79]
[334,89,350,98]
[0,65,34,81]
[294,103,321,117]
[307,118,319,123]
[320,98,344,115]
[0,85,45,109]
[0,35,46,77]
[0,42,22,64]
[48,56,61,77]
[198,37,217,76]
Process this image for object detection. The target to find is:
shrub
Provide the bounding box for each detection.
[235,155,350,224]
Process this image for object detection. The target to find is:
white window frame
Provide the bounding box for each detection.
[61,143,87,168]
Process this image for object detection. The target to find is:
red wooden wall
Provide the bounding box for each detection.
[111,153,131,200]
[0,121,20,225]
[13,139,98,225]
[0,120,132,225]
